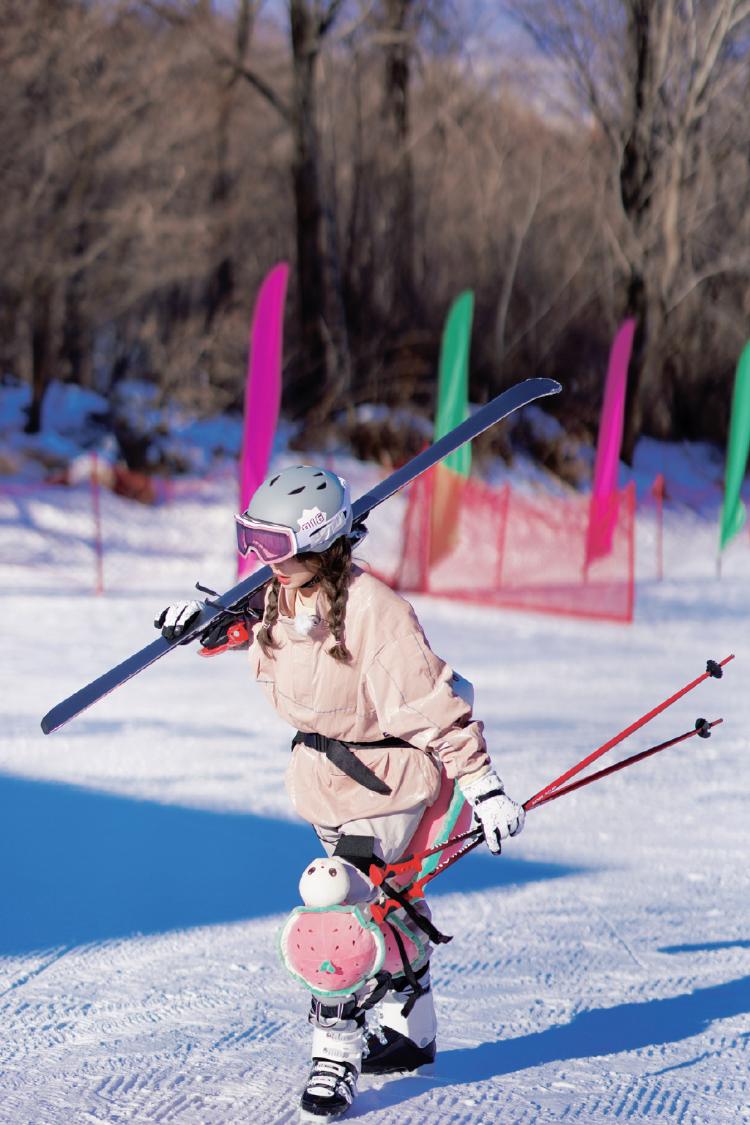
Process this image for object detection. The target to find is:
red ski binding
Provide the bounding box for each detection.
[198,620,250,657]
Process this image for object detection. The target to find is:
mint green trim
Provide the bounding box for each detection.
[417,781,467,882]
[278,904,386,1000]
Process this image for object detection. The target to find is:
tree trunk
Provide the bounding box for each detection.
[290,2,330,422]
[205,0,254,330]
[25,278,54,434]
[61,221,91,387]
[60,274,91,388]
[0,288,22,385]
[618,0,659,463]
[204,86,235,330]
[381,0,416,327]
[621,273,647,465]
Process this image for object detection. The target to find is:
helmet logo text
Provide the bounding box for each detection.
[297,507,326,532]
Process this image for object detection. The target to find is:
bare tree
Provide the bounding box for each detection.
[506,0,750,458]
[374,0,420,325]
[0,0,246,428]
[4,0,749,460]
[146,0,351,428]
[288,0,352,424]
[204,0,257,329]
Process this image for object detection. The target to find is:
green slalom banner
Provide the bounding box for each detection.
[430,291,474,566]
[719,339,750,553]
[434,290,474,474]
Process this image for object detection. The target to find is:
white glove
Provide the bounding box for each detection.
[154,600,203,641]
[460,769,526,855]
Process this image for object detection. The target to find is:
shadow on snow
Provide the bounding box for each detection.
[356,974,750,1117]
[658,939,750,954]
[0,773,580,956]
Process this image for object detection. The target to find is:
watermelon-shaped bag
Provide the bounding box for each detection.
[279,903,427,1001]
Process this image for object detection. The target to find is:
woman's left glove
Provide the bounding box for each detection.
[154,600,203,641]
[460,769,526,854]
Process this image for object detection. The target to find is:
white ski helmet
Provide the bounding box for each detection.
[235,465,353,563]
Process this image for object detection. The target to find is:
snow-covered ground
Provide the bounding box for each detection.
[1,457,749,1124]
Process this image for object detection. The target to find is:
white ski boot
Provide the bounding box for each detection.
[362,967,437,1075]
[300,1000,363,1122]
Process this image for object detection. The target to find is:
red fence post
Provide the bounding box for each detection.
[494,483,511,589]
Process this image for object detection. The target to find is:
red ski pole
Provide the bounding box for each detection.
[370,714,725,922]
[530,717,723,809]
[369,659,734,921]
[525,655,733,811]
[375,715,724,890]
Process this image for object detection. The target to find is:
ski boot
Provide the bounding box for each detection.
[300,998,363,1122]
[362,965,436,1075]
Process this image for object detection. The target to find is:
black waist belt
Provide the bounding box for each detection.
[292,731,410,795]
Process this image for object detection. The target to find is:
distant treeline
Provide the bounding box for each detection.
[2,0,749,463]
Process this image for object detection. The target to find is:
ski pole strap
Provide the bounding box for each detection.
[368,830,485,926]
[376,878,453,945]
[525,654,734,810]
[292,731,406,795]
[332,833,453,943]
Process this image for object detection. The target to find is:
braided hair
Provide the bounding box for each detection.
[256,537,353,662]
[256,579,281,655]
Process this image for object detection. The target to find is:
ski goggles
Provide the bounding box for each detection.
[234,513,299,564]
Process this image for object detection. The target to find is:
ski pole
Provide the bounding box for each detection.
[370,655,734,919]
[371,713,726,918]
[375,716,722,896]
[524,655,733,811]
[529,717,722,809]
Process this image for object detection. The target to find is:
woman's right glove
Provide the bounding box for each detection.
[154,600,203,641]
[460,769,526,855]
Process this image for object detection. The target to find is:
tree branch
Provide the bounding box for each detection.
[226,58,292,121]
[668,252,750,311]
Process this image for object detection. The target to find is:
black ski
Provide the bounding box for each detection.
[41,377,561,734]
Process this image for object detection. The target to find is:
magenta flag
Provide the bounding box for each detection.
[585,318,636,567]
[237,262,289,578]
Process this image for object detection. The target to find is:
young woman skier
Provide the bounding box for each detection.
[155,464,525,1121]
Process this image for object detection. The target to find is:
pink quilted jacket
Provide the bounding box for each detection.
[247,566,490,826]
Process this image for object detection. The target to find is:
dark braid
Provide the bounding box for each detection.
[312,538,353,662]
[256,578,281,656]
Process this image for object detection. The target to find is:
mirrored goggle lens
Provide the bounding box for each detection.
[235,520,296,563]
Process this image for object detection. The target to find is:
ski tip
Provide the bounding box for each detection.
[41,701,75,734]
[40,712,56,735]
[521,376,562,398]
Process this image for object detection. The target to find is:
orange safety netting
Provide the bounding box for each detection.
[395,469,635,623]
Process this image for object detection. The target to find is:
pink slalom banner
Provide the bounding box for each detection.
[585,318,636,569]
[237,262,290,578]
